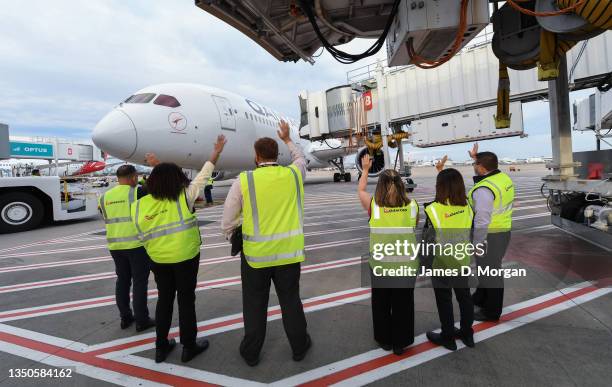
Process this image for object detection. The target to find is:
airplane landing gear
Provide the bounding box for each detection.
[330,158,351,183]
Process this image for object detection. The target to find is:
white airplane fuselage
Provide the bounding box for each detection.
[92,83,345,175]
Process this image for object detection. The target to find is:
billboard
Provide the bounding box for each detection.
[9,141,54,159]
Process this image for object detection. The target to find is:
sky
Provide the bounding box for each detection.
[0,0,608,162]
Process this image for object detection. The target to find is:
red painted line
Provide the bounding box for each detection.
[298,286,599,386]
[0,273,115,292]
[0,258,363,320]
[0,297,115,320]
[0,256,111,274]
[0,331,216,386]
[88,288,373,356]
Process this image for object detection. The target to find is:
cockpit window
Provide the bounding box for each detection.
[154,95,181,108]
[124,93,156,103]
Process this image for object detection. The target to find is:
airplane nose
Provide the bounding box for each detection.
[92,109,137,160]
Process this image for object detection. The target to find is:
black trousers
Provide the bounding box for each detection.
[371,287,415,349]
[432,276,473,339]
[110,247,151,324]
[240,254,308,361]
[204,185,213,204]
[150,254,200,349]
[473,232,511,319]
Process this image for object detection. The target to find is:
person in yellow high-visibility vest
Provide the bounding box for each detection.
[358,153,419,356]
[467,144,514,321]
[133,135,226,364]
[221,120,310,366]
[423,164,475,351]
[204,176,214,205]
[99,164,155,332]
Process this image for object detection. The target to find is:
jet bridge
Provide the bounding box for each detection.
[299,31,612,173]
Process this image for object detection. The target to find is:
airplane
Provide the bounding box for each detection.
[36,160,109,177]
[92,83,371,182]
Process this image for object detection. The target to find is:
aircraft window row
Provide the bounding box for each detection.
[244,112,280,127]
[153,94,181,108]
[124,93,156,103]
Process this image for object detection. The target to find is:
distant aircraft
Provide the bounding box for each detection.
[92,83,361,182]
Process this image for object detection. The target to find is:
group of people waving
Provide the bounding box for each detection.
[101,119,513,365]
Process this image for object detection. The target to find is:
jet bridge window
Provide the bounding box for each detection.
[154,95,181,108]
[124,93,156,103]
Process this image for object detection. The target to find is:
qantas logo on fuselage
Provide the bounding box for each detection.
[245,98,292,123]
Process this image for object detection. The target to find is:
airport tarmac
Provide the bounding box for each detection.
[0,168,611,386]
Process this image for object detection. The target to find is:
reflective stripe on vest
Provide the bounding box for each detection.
[99,186,141,249]
[424,202,474,269]
[369,199,419,271]
[240,165,305,268]
[132,192,201,263]
[468,172,514,232]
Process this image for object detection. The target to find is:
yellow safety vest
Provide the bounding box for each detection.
[240,164,305,268]
[424,202,474,270]
[132,192,201,264]
[468,171,514,232]
[368,198,419,274]
[99,185,141,250]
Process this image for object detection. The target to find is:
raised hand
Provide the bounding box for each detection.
[435,155,448,172]
[210,134,227,164]
[361,153,373,171]
[277,120,291,143]
[144,153,161,167]
[468,143,479,160]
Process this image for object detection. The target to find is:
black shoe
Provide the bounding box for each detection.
[135,318,155,332]
[120,316,134,330]
[453,328,475,348]
[377,342,392,351]
[155,338,176,363]
[426,331,457,351]
[181,338,210,363]
[474,310,499,322]
[392,346,405,356]
[242,354,260,367]
[292,334,312,362]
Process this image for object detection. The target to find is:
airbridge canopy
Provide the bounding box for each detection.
[365,31,612,125]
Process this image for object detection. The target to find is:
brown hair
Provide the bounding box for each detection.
[374,170,411,208]
[435,168,467,206]
[475,151,498,172]
[146,162,190,201]
[254,137,279,161]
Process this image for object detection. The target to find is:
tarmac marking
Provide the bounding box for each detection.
[0,238,367,294]
[0,227,366,274]
[0,282,604,387]
[272,283,612,386]
[0,256,364,322]
[87,287,372,357]
[0,188,545,255]
[0,329,217,386]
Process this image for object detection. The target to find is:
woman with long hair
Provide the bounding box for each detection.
[358,154,418,355]
[132,135,226,364]
[423,161,475,351]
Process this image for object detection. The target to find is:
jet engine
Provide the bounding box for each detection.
[355,147,385,178]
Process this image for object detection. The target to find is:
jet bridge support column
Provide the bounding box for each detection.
[547,55,576,180]
[376,64,392,170]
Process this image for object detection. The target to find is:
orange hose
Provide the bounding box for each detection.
[505,0,588,17]
[408,0,469,69]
